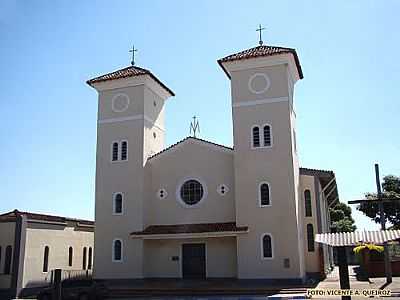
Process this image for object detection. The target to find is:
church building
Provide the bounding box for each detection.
[87,41,338,282]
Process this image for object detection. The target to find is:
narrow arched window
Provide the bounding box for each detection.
[112,142,119,161]
[113,239,122,262]
[82,247,87,270]
[307,224,315,252]
[304,190,312,217]
[121,141,128,161]
[4,245,12,274]
[263,125,272,147]
[260,183,270,206]
[252,126,260,148]
[262,234,273,258]
[43,246,49,273]
[114,193,123,214]
[88,247,93,270]
[68,247,73,267]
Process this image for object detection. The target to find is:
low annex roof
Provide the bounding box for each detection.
[86,65,175,96]
[130,222,248,236]
[217,45,304,79]
[0,209,94,226]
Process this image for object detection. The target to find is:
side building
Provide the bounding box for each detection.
[0,210,94,298]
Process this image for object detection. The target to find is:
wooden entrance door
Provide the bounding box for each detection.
[182,243,206,279]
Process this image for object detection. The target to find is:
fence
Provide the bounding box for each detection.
[48,269,92,284]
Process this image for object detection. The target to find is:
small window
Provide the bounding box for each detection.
[307,224,315,252]
[68,247,73,267]
[259,182,270,206]
[121,141,128,161]
[114,193,123,214]
[43,246,49,273]
[157,189,168,200]
[4,245,12,274]
[252,126,260,148]
[304,190,312,217]
[88,247,93,270]
[263,125,272,147]
[113,239,122,262]
[112,142,119,161]
[217,184,229,196]
[262,234,273,259]
[82,247,87,270]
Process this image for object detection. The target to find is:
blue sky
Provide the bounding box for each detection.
[0,1,399,230]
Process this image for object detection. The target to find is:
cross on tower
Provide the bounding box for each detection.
[256,24,266,46]
[129,45,138,66]
[190,116,200,138]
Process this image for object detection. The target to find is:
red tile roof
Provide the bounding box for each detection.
[130,222,248,236]
[86,66,175,96]
[0,209,94,226]
[218,45,303,79]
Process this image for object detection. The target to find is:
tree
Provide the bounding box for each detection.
[330,202,357,232]
[357,175,400,229]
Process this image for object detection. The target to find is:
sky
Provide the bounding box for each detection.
[0,0,399,230]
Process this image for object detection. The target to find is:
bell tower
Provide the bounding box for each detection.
[218,43,305,280]
[87,65,174,279]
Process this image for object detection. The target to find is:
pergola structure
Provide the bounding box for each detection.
[316,230,400,300]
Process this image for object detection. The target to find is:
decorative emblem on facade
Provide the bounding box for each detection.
[111,93,130,113]
[248,73,271,95]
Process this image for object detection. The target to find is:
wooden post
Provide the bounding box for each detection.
[337,246,351,300]
[53,269,62,300]
[375,163,392,283]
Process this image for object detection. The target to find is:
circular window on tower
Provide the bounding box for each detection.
[177,178,207,207]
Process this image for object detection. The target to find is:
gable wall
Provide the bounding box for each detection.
[145,140,235,226]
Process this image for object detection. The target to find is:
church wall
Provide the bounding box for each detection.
[143,237,237,278]
[97,85,144,121]
[233,101,302,279]
[21,224,93,288]
[0,222,15,288]
[94,85,147,279]
[300,175,320,274]
[231,64,289,105]
[146,140,235,226]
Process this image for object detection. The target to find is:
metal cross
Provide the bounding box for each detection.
[190,116,200,138]
[256,24,266,46]
[129,45,138,66]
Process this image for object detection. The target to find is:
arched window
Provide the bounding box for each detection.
[307,224,315,252]
[121,141,128,161]
[112,142,119,161]
[43,246,49,273]
[68,247,73,267]
[4,245,12,274]
[113,193,123,214]
[304,190,312,217]
[113,239,122,262]
[261,234,273,259]
[252,126,260,148]
[259,182,270,206]
[263,125,272,147]
[82,247,87,270]
[88,247,93,270]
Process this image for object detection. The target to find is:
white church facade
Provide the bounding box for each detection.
[87,43,338,282]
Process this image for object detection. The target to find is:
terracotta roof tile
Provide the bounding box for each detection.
[131,222,248,236]
[218,45,303,79]
[0,209,94,226]
[86,66,175,96]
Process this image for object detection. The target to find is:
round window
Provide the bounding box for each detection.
[180,179,204,205]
